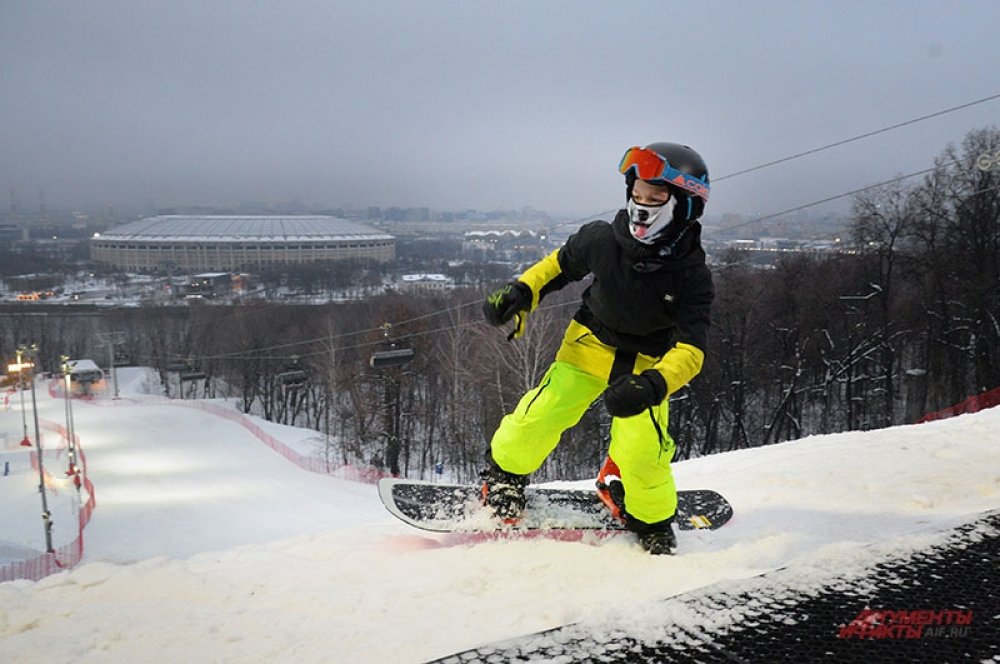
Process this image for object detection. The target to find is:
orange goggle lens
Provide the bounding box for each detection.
[618,146,710,202]
[618,147,668,180]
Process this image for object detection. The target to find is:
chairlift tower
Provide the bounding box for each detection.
[165,360,206,399]
[369,323,415,476]
[96,331,126,399]
[60,356,80,485]
[24,344,54,553]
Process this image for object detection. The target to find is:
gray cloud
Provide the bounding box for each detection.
[1,0,998,219]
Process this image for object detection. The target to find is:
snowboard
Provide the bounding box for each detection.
[378,478,733,533]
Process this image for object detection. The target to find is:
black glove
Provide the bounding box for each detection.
[483,282,532,326]
[602,370,668,418]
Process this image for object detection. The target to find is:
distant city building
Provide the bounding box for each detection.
[90,215,395,273]
[461,229,551,262]
[463,229,541,251]
[0,224,27,248]
[397,273,454,293]
[187,272,241,299]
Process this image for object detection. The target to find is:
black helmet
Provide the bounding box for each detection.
[620,142,710,222]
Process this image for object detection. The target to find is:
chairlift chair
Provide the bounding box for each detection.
[278,355,308,388]
[370,347,415,369]
[278,368,308,388]
[369,322,415,369]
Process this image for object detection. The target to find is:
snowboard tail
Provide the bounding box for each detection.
[378,478,733,533]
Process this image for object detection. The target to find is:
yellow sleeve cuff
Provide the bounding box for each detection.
[652,342,705,395]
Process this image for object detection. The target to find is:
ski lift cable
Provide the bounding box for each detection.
[190,269,597,364]
[126,298,486,364]
[491,94,1000,241]
[604,91,1000,234]
[720,165,942,232]
[146,298,581,365]
[130,93,1000,367]
[570,93,1000,236]
[713,91,1000,182]
[720,159,1000,233]
[137,166,999,366]
[131,170,997,367]
[309,299,579,359]
[208,161,994,363]
[185,298,485,361]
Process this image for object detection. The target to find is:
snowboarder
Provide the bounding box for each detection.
[481,142,714,554]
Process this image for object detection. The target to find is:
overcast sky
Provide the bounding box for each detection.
[1,1,998,219]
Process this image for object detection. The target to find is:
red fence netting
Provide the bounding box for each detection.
[167,400,394,484]
[1,417,96,584]
[917,386,1000,423]
[3,387,392,583]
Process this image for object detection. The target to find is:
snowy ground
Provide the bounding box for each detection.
[1,368,998,662]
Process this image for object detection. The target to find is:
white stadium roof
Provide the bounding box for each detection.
[98,215,393,242]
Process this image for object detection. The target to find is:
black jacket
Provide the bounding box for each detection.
[549,210,714,357]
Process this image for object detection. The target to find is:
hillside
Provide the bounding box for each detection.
[0,369,997,662]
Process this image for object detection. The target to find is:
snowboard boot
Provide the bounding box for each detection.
[633,518,677,555]
[480,463,529,524]
[596,456,676,554]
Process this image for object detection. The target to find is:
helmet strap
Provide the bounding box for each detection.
[656,222,692,258]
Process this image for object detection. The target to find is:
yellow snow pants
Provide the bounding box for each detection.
[489,320,678,524]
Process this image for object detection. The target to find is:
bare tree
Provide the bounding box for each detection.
[850,179,919,426]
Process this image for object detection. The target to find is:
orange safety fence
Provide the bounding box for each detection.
[0,419,96,583]
[3,386,390,583]
[917,386,1000,423]
[168,400,394,484]
[52,379,394,483]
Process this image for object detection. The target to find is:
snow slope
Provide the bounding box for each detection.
[1,368,998,663]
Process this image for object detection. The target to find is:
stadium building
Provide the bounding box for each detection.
[90,215,395,272]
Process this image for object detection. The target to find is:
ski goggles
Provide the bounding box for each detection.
[618,146,710,201]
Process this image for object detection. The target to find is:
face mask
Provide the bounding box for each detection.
[627,197,676,244]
